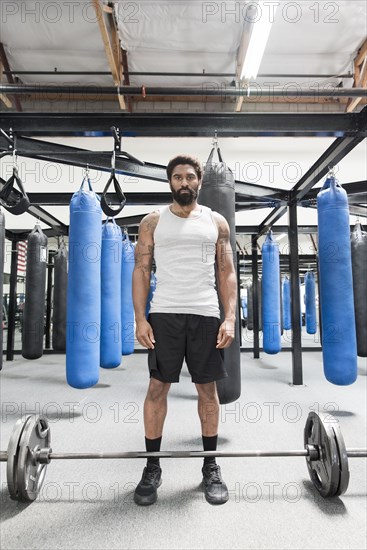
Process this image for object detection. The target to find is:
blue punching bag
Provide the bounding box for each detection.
[305,271,317,334]
[145,271,157,319]
[282,276,291,330]
[101,219,122,368]
[66,177,102,388]
[121,231,135,355]
[262,232,281,354]
[241,295,248,320]
[317,176,357,385]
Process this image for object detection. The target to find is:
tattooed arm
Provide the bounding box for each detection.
[132,211,159,348]
[213,212,237,348]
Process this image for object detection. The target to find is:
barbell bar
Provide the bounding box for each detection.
[1,411,366,502]
[2,449,366,460]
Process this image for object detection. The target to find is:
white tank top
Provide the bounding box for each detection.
[149,204,220,318]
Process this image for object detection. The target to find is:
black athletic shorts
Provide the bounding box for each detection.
[147,313,228,384]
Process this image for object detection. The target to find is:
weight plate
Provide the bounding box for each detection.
[331,422,349,496]
[6,415,32,501]
[304,412,341,497]
[16,415,51,502]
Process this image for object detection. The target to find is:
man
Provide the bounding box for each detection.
[132,154,237,506]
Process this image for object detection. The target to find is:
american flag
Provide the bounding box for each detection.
[17,241,27,274]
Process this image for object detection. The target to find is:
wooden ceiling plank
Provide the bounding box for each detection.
[355,38,367,66]
[0,60,12,107]
[0,43,20,110]
[92,0,126,110]
[235,96,244,112]
[0,92,12,108]
[107,5,128,111]
[234,22,252,113]
[346,41,367,113]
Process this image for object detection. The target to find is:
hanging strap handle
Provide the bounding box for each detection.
[31,221,44,237]
[103,216,119,228]
[79,175,93,192]
[100,168,126,217]
[0,168,30,215]
[121,226,130,241]
[206,146,223,164]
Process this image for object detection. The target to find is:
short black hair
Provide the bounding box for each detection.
[166,155,202,181]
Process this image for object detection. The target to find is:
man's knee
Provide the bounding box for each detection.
[147,378,171,400]
[195,381,218,401]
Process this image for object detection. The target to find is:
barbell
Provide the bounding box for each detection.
[1,411,366,502]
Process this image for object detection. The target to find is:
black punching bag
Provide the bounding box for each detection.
[200,147,241,404]
[22,224,47,359]
[257,277,263,332]
[351,223,367,357]
[0,209,5,370]
[52,241,67,352]
[248,279,262,331]
[247,283,253,330]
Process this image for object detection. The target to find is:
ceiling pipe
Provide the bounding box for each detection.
[2,71,353,78]
[0,84,366,97]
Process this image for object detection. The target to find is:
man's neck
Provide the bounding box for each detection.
[169,202,201,218]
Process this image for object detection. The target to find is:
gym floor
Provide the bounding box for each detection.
[1,350,366,550]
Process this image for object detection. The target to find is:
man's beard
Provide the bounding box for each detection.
[170,185,198,206]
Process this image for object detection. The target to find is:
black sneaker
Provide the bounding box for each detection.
[202,463,229,505]
[134,463,162,506]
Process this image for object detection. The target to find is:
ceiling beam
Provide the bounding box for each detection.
[301,201,367,219]
[23,190,285,207]
[303,180,367,202]
[25,192,170,206]
[0,135,288,204]
[0,133,168,181]
[1,112,365,136]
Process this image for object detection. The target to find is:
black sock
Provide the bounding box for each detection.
[145,436,162,467]
[202,434,218,466]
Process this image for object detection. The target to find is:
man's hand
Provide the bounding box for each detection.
[136,319,156,349]
[216,318,235,349]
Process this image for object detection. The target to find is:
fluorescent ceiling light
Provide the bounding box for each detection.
[240,1,278,80]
